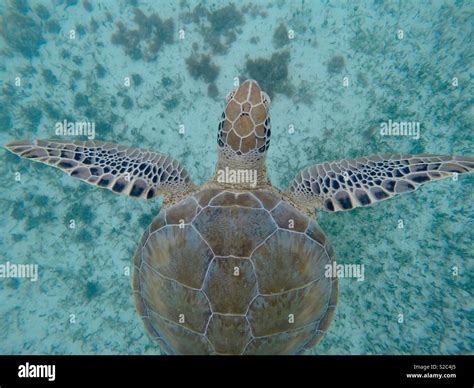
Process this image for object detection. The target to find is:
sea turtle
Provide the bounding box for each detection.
[6,79,473,355]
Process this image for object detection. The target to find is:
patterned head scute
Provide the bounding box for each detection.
[218,79,271,160]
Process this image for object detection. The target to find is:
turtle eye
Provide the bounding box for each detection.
[225,90,236,102]
[261,91,271,109]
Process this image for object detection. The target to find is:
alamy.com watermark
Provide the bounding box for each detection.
[380,119,420,140]
[55,119,95,140]
[325,261,365,282]
[0,261,38,282]
[216,166,257,187]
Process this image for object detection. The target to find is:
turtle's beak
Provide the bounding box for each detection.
[234,79,262,105]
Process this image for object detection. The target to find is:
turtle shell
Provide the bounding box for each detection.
[133,188,338,355]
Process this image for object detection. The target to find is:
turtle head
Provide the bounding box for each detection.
[217,79,271,161]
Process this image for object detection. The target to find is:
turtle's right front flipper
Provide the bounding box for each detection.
[286,154,474,212]
[6,139,195,200]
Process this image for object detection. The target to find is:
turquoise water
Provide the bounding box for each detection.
[0,0,472,354]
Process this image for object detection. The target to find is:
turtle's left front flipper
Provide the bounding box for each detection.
[6,139,196,200]
[286,154,474,212]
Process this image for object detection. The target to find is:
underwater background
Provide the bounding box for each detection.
[0,0,472,355]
